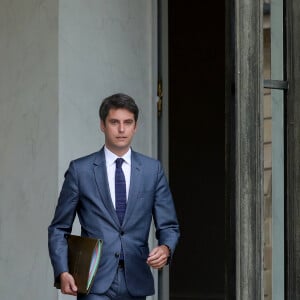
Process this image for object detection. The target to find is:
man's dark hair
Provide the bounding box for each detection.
[99,93,139,123]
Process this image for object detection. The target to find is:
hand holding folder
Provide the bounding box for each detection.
[55,235,103,294]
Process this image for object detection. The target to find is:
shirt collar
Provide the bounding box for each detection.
[104,146,131,166]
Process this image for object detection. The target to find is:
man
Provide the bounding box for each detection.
[48,93,180,300]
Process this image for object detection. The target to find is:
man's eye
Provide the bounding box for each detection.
[110,120,118,124]
[125,120,134,125]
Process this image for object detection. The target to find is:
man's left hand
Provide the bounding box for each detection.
[147,245,170,269]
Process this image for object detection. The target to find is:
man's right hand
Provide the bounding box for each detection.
[60,272,78,296]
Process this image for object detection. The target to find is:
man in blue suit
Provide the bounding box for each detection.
[48,93,180,299]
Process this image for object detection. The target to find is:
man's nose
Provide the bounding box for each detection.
[118,123,125,132]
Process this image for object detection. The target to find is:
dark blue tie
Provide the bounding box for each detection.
[115,158,126,225]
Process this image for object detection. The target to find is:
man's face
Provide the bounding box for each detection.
[101,108,137,156]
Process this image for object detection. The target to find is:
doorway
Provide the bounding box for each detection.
[167,1,226,299]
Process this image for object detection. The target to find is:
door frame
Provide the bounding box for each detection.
[226,0,264,299]
[286,0,300,298]
[157,1,170,299]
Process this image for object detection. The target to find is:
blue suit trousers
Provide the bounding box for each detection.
[77,266,146,300]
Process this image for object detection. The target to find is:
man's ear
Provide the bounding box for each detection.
[100,120,105,132]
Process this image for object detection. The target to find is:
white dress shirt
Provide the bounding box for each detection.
[104,146,131,208]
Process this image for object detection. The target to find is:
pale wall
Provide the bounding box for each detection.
[58,1,157,299]
[0,1,157,299]
[0,1,59,300]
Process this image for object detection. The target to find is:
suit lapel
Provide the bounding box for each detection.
[122,151,142,227]
[93,149,120,226]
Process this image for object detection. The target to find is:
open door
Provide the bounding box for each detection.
[157,1,226,299]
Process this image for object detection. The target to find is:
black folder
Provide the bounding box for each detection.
[54,235,103,294]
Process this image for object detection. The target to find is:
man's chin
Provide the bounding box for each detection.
[109,143,130,154]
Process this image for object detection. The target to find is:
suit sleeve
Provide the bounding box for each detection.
[152,161,180,261]
[48,161,79,280]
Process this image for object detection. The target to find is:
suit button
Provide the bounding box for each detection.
[115,252,120,258]
[120,231,124,235]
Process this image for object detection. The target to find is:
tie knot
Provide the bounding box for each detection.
[116,158,124,168]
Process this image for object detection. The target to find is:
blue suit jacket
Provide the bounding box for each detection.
[48,148,180,296]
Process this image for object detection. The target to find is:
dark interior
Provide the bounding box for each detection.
[168,1,226,299]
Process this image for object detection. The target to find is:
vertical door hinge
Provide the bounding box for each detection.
[157,80,163,117]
